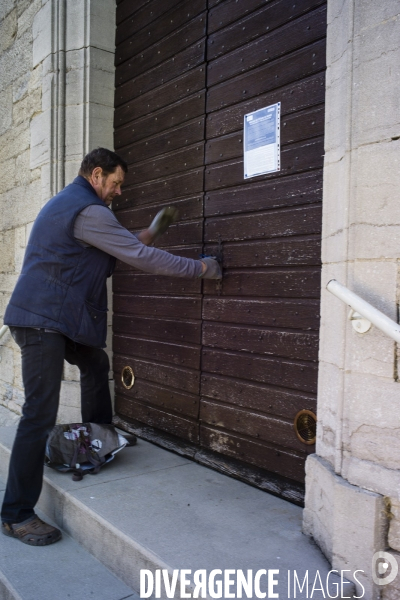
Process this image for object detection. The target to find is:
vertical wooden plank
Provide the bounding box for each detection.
[200,1,326,479]
[114,0,207,438]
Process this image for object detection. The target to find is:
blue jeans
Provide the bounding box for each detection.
[1,327,112,524]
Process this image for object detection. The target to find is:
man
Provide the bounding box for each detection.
[1,148,221,546]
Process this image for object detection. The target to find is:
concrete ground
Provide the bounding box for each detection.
[0,424,356,599]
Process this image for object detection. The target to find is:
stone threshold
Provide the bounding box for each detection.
[0,426,356,599]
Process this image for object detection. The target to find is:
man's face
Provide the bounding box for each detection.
[89,165,125,206]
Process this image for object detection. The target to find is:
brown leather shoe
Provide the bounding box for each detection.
[2,515,62,546]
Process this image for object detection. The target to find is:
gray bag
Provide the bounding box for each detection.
[45,423,127,481]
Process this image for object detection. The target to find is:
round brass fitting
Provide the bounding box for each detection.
[294,409,317,445]
[121,366,135,390]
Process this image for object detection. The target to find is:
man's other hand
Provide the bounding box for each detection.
[200,257,222,279]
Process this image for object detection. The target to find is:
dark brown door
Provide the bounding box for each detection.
[113,0,326,498]
[113,0,208,444]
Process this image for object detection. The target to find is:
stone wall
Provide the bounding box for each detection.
[0,0,43,416]
[0,0,116,422]
[304,0,400,598]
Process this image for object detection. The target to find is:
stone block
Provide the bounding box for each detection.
[30,109,51,169]
[315,361,344,465]
[326,0,353,66]
[40,61,56,113]
[389,499,400,552]
[64,104,84,160]
[90,46,115,74]
[14,225,26,273]
[65,0,87,52]
[29,63,42,92]
[25,220,34,243]
[331,474,386,600]
[348,426,400,471]
[348,260,398,320]
[0,274,18,294]
[0,8,17,53]
[350,224,400,262]
[303,454,335,560]
[87,103,114,150]
[0,0,15,22]
[64,160,82,187]
[12,70,30,102]
[0,119,30,162]
[40,161,52,202]
[64,56,114,110]
[65,59,85,107]
[349,140,400,233]
[0,381,14,412]
[15,149,31,187]
[0,346,14,386]
[0,29,33,90]
[89,65,115,109]
[304,454,388,599]
[318,263,348,367]
[343,261,398,379]
[342,455,400,499]
[32,0,53,67]
[16,0,41,39]
[352,35,400,146]
[0,178,42,231]
[343,371,400,471]
[0,404,20,426]
[324,57,351,161]
[0,229,15,272]
[354,0,400,40]
[65,48,85,72]
[13,86,41,126]
[12,349,23,390]
[320,158,350,264]
[0,156,16,195]
[0,85,13,137]
[0,293,11,320]
[345,322,395,379]
[89,0,116,54]
[16,0,34,18]
[344,372,400,430]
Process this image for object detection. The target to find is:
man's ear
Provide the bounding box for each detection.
[91,166,103,182]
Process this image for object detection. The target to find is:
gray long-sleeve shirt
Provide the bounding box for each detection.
[73,205,203,278]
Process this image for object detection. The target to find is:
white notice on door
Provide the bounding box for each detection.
[243,103,281,179]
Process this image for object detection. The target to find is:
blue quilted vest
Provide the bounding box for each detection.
[4,176,115,348]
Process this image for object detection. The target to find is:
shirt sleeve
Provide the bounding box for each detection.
[73,205,203,278]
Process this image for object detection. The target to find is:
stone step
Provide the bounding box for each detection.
[0,426,357,599]
[0,476,138,600]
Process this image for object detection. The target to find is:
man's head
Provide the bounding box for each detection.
[79,148,128,206]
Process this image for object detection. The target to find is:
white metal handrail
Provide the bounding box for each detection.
[0,325,8,340]
[327,279,400,343]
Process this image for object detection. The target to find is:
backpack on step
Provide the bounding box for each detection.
[45,423,127,481]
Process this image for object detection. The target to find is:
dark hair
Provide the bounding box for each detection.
[79,147,128,178]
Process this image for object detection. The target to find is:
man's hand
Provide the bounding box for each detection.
[199,257,222,279]
[137,206,179,245]
[149,206,179,240]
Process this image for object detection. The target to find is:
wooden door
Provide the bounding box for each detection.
[113,0,326,501]
[113,0,207,444]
